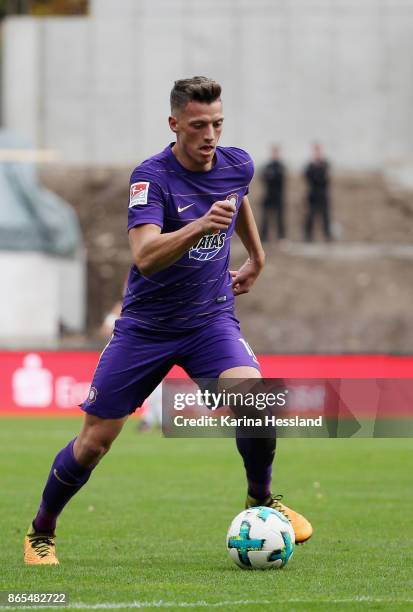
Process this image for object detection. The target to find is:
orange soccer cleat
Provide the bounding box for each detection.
[246,493,313,544]
[24,524,59,565]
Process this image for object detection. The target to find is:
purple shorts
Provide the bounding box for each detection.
[81,312,260,419]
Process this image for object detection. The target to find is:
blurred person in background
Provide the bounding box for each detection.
[260,145,286,244]
[100,300,122,339]
[303,142,332,242]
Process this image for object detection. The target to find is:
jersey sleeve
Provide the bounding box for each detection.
[127,169,165,231]
[230,147,254,195]
[245,152,254,194]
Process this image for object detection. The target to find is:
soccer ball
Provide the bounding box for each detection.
[226,506,295,570]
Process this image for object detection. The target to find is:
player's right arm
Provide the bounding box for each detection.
[129,200,235,276]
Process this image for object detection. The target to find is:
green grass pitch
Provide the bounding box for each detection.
[1,418,412,611]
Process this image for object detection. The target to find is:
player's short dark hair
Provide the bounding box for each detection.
[170,76,221,113]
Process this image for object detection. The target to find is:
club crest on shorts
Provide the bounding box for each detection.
[87,386,98,403]
[189,232,226,261]
[129,182,149,207]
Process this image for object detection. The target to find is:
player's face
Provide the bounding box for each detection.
[169,99,224,171]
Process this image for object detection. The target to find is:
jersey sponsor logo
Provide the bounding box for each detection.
[129,182,149,207]
[189,232,226,261]
[177,203,194,213]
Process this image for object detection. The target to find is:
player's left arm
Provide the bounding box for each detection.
[231,195,265,296]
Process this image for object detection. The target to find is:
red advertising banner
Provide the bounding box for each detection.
[0,351,411,416]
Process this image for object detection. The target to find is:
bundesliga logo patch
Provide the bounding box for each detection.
[129,182,149,207]
[189,233,226,261]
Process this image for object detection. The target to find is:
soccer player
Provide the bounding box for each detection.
[24,77,312,565]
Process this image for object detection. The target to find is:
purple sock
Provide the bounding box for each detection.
[235,434,275,500]
[33,438,93,533]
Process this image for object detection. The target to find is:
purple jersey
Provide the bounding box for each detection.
[122,143,254,330]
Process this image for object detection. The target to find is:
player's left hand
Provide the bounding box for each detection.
[230,259,262,296]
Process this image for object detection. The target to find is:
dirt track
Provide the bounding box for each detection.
[41,167,413,353]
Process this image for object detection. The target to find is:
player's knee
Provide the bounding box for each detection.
[76,434,113,467]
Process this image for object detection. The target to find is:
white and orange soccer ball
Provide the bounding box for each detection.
[226,506,295,570]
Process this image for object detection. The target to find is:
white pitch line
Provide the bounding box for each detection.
[0,601,268,611]
[1,599,413,610]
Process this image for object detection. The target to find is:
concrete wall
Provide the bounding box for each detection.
[0,252,85,347]
[3,0,413,168]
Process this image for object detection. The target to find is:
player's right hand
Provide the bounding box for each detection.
[198,200,236,234]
